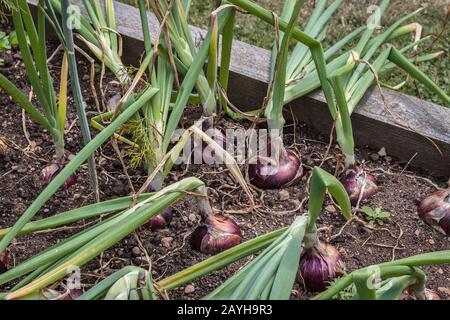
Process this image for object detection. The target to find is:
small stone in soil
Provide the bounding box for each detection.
[378,147,387,157]
[184,285,195,294]
[325,205,336,213]
[429,239,435,245]
[290,199,301,208]
[161,237,173,248]
[278,190,289,201]
[132,246,141,256]
[188,213,197,222]
[414,229,421,236]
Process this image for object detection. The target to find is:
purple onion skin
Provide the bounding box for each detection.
[248,149,301,189]
[402,288,442,300]
[62,289,83,300]
[190,225,208,251]
[63,175,77,188]
[341,166,378,204]
[0,250,8,274]
[423,289,442,300]
[418,189,450,236]
[298,242,345,292]
[41,163,76,189]
[143,208,174,231]
[190,215,242,255]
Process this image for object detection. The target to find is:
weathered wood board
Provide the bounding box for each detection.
[28,0,450,176]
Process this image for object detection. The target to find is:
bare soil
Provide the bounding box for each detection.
[0,34,449,300]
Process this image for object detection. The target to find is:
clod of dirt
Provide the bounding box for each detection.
[370,153,379,161]
[278,190,290,201]
[161,237,174,248]
[184,285,195,294]
[132,247,142,256]
[378,147,387,157]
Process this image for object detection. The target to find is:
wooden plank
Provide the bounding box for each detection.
[29,0,450,176]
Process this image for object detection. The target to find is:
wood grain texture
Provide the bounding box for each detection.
[29,0,450,176]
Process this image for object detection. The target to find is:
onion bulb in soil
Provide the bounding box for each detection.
[61,289,83,300]
[297,241,345,292]
[143,208,174,231]
[418,189,450,236]
[402,288,441,300]
[0,250,8,274]
[341,166,378,203]
[41,163,76,188]
[41,288,83,300]
[190,215,242,255]
[248,149,302,189]
[421,289,442,300]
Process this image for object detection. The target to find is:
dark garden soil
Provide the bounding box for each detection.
[0,30,449,299]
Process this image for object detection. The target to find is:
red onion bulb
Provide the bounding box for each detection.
[402,288,442,300]
[341,166,378,203]
[41,288,83,300]
[248,149,302,189]
[190,215,242,255]
[0,250,9,274]
[418,189,450,236]
[62,289,83,300]
[41,163,76,188]
[143,208,174,231]
[422,288,442,300]
[297,242,345,292]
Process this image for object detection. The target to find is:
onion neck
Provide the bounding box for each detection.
[146,158,164,192]
[410,269,427,299]
[335,119,355,170]
[304,223,319,249]
[344,154,356,169]
[267,116,286,164]
[197,75,216,116]
[109,61,131,89]
[53,134,65,164]
[149,174,163,193]
[196,186,214,218]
